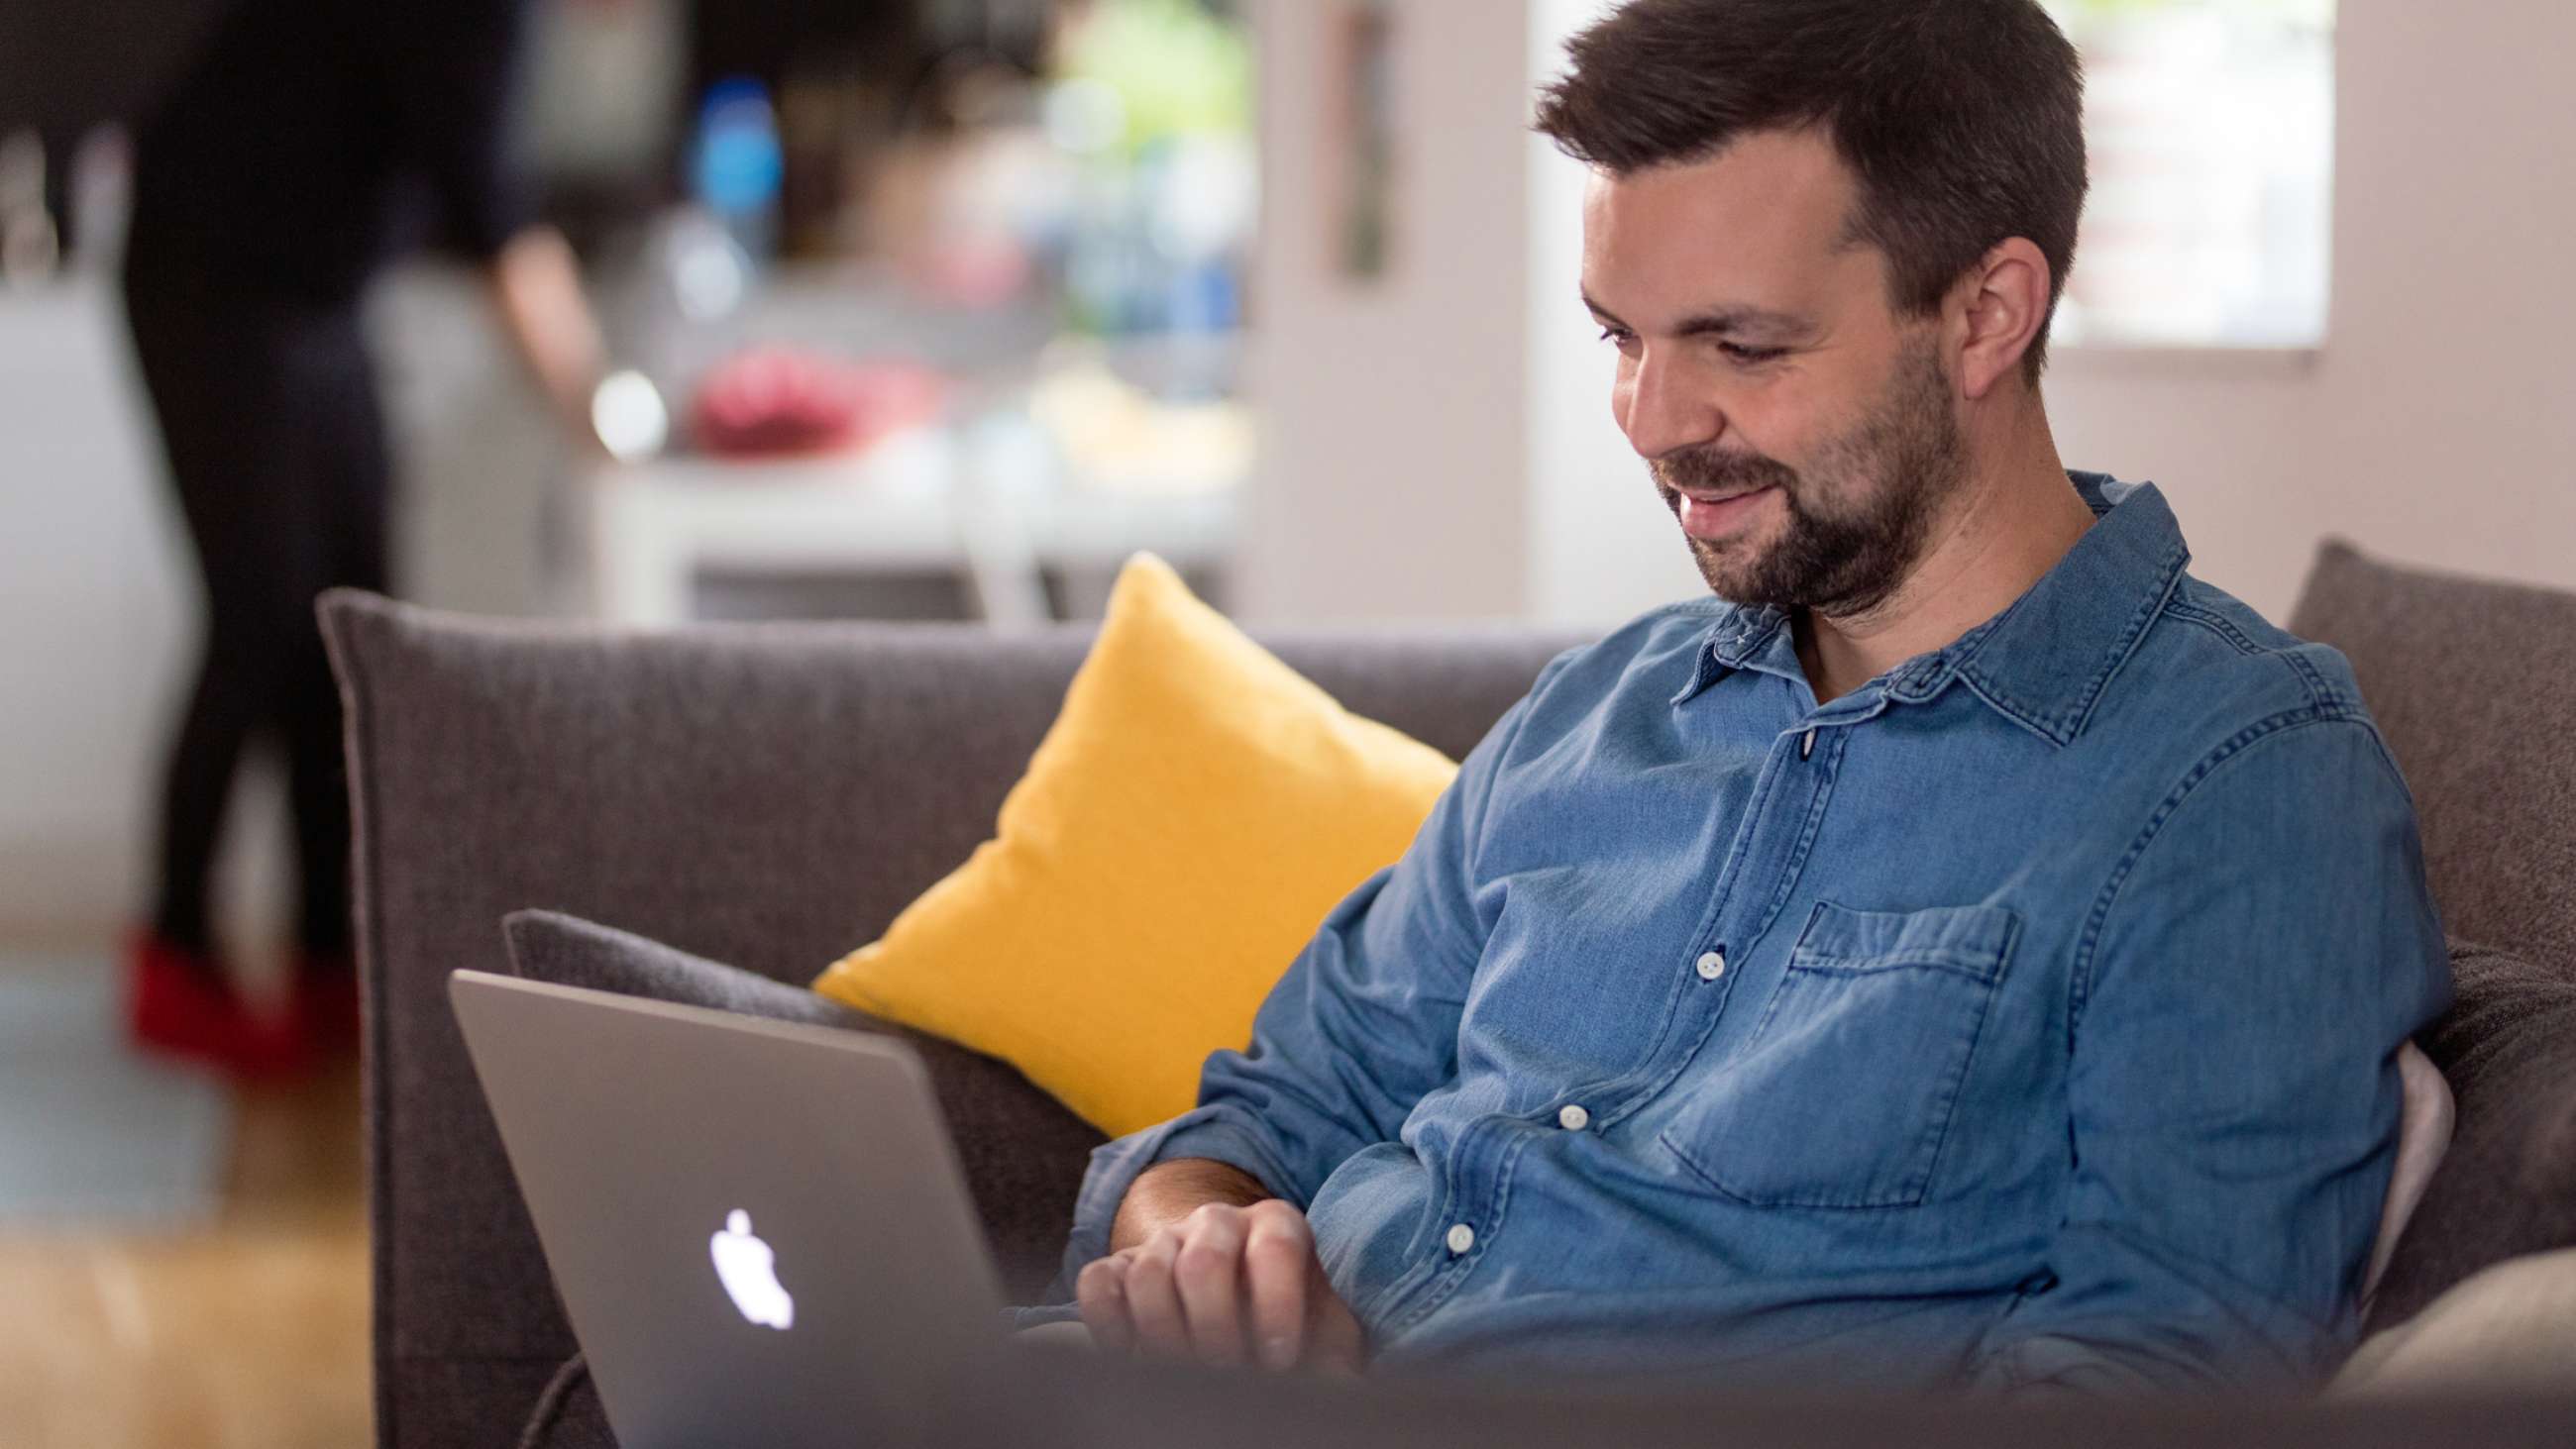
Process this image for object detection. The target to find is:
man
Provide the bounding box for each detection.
[1056,0,2449,1395]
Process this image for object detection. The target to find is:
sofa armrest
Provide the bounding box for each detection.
[318,589,1579,1447]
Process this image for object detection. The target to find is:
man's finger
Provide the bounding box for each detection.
[1123,1231,1189,1356]
[1171,1208,1249,1366]
[1074,1254,1137,1355]
[1242,1204,1311,1371]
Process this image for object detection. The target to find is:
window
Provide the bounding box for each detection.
[2042,0,2337,351]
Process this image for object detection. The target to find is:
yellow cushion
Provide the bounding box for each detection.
[811,553,1459,1137]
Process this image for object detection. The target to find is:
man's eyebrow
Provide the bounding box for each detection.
[1673,306,1814,341]
[1581,289,1813,341]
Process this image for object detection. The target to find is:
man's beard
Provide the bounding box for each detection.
[1652,337,1969,619]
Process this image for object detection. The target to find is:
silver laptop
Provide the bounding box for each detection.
[449,969,1013,1449]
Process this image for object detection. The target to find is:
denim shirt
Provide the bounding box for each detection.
[1052,474,2451,1395]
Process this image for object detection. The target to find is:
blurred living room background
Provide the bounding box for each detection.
[1,0,2570,1444]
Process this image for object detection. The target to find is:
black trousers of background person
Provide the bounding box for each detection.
[122,243,389,965]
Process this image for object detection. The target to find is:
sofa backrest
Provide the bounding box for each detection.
[321,590,1581,1447]
[2288,542,2576,969]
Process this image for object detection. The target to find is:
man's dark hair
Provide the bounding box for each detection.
[1534,0,2088,385]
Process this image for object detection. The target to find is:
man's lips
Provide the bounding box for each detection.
[1673,484,1777,540]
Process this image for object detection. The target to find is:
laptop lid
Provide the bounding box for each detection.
[449,969,1008,1449]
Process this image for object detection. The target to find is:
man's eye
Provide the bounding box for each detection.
[1720,343,1788,365]
[1597,326,1637,349]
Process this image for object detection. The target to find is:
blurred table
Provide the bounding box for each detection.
[572,418,1241,630]
[566,257,1249,628]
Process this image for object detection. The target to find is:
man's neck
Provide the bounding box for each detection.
[1793,423,2097,707]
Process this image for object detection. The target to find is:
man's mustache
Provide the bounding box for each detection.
[1653,448,1799,498]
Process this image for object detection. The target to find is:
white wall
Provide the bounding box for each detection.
[2046,0,2576,624]
[1234,0,1537,624]
[1523,0,1706,626]
[1253,0,2576,629]
[0,282,200,945]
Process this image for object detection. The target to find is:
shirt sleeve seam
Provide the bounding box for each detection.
[2066,706,2381,1050]
[1456,646,1582,949]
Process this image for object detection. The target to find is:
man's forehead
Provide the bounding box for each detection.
[1582,127,1859,239]
[1579,129,1868,322]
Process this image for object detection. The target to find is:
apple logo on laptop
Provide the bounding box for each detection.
[710,1209,795,1330]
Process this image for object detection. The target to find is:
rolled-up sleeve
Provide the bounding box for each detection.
[1968,717,2453,1396]
[1051,651,1574,1293]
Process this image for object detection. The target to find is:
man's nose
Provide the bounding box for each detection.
[1618,348,1723,461]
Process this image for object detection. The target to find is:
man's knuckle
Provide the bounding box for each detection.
[1243,1225,1294,1255]
[1174,1239,1232,1279]
[1245,1223,1308,1261]
[1249,1200,1308,1234]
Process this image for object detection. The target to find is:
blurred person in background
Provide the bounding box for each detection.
[121,0,610,1074]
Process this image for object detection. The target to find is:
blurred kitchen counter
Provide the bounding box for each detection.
[376,257,1246,627]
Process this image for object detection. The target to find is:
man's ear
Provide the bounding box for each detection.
[1955,238,2053,400]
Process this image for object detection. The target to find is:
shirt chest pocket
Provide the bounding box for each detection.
[1659,900,2021,1210]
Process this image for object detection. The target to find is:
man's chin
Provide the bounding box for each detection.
[1684,536,1769,605]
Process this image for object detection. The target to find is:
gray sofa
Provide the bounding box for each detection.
[319,540,2576,1448]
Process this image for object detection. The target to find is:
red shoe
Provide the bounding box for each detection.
[124,934,308,1080]
[286,961,362,1059]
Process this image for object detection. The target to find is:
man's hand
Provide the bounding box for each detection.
[1076,1197,1365,1374]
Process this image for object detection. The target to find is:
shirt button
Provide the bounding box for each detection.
[1799,728,1817,761]
[1695,950,1727,981]
[1446,1222,1476,1255]
[1556,1103,1591,1132]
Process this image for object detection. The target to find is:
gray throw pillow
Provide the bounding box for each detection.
[2364,938,2576,1332]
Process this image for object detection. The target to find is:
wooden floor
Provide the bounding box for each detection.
[0,1056,371,1449]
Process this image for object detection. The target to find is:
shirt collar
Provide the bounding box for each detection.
[1669,473,2192,749]
[1667,601,1796,706]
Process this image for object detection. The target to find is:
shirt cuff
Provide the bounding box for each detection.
[1149,1118,1301,1201]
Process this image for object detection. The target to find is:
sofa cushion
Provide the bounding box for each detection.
[811,553,1465,1136]
[2287,542,2576,969]
[2364,1042,2454,1307]
[499,909,1103,1302]
[2331,1248,2576,1398]
[2364,939,2576,1332]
